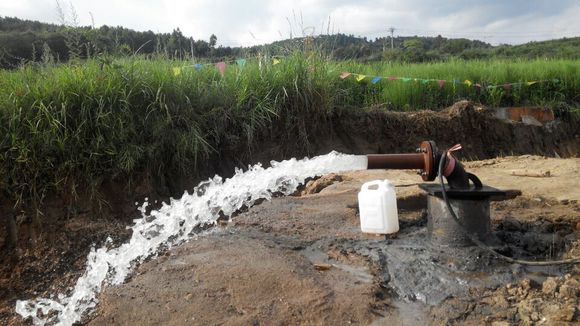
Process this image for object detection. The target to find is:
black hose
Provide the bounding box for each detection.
[438,152,580,266]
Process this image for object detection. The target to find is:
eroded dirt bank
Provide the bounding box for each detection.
[88,157,579,325]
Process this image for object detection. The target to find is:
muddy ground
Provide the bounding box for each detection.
[83,156,577,325]
[1,101,579,325]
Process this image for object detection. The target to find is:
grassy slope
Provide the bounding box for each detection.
[0,55,578,207]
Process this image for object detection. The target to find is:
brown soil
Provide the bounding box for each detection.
[87,157,578,326]
[2,101,579,325]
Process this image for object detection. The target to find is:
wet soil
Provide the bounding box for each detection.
[2,101,579,325]
[86,158,578,325]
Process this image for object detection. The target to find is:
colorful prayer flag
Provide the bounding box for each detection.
[400,78,412,82]
[437,80,445,89]
[356,74,366,82]
[388,76,398,81]
[371,76,381,84]
[526,81,537,86]
[273,58,281,65]
[194,63,203,71]
[236,59,246,67]
[172,67,181,76]
[216,62,226,76]
[340,72,352,80]
[503,84,512,90]
[463,80,472,87]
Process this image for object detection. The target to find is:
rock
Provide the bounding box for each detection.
[542,277,559,296]
[509,279,532,299]
[517,298,537,323]
[557,277,579,299]
[560,199,570,205]
[557,306,576,322]
[301,174,344,195]
[542,303,576,322]
[491,321,510,326]
[313,263,333,271]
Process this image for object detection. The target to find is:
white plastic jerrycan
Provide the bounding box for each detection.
[358,180,399,234]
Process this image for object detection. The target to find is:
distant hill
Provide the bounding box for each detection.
[1,16,579,68]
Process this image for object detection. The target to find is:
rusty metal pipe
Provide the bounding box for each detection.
[365,141,473,188]
[367,153,425,170]
[366,141,439,181]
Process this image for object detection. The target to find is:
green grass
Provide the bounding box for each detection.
[0,54,578,209]
[336,58,579,109]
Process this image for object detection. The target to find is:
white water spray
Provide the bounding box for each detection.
[16,152,368,325]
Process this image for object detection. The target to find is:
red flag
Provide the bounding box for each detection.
[216,62,226,76]
[503,84,512,90]
[388,76,398,81]
[437,80,445,89]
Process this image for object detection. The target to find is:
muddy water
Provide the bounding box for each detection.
[328,209,575,307]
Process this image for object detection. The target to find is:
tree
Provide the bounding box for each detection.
[402,38,426,62]
[209,34,217,48]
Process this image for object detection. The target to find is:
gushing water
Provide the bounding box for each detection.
[16,152,368,325]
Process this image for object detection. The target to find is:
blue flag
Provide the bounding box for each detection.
[194,63,203,71]
[371,76,381,85]
[236,59,247,67]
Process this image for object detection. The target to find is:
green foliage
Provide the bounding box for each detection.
[0,55,578,212]
[0,54,334,206]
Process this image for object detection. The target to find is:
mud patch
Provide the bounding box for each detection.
[495,217,576,261]
[89,230,378,326]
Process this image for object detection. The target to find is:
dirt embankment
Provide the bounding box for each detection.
[1,101,579,325]
[242,101,579,166]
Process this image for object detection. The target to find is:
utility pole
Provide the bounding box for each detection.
[389,27,395,49]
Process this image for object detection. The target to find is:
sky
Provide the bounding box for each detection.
[1,0,579,47]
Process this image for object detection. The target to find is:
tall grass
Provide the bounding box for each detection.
[335,59,578,109]
[0,54,578,211]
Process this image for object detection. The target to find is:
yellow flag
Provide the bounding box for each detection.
[463,79,472,87]
[173,67,181,76]
[356,74,366,82]
[273,58,281,65]
[526,81,537,86]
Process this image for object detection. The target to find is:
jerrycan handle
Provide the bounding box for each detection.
[362,180,388,191]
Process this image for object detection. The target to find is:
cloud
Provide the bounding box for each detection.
[1,0,579,46]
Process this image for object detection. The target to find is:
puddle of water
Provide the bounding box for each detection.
[16,152,368,326]
[301,246,373,284]
[369,299,429,326]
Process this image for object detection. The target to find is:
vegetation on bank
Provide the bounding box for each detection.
[1,55,578,214]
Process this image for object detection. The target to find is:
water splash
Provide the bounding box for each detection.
[16,152,368,325]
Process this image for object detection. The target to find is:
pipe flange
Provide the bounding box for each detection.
[419,140,438,181]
